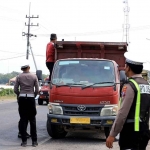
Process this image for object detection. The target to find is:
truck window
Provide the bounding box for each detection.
[52,60,115,86]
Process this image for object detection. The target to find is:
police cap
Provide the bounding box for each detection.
[124,51,146,65]
[21,60,30,69]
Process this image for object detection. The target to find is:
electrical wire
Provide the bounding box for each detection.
[36,25,150,38]
[0,55,25,61]
[0,5,25,15]
[0,50,45,58]
[0,50,24,54]
[40,23,50,32]
[0,16,24,23]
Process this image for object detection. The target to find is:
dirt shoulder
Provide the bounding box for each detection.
[0,95,16,101]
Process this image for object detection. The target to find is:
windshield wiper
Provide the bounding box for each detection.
[82,82,115,89]
[55,83,85,87]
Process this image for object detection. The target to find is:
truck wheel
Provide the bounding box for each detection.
[38,99,43,105]
[47,120,67,139]
[104,127,110,139]
[46,100,49,105]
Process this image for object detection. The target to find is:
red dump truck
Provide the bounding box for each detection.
[44,41,127,139]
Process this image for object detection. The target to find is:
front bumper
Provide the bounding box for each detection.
[47,113,116,127]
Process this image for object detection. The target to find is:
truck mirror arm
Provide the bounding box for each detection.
[49,81,53,89]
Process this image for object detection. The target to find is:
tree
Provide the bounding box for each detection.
[0,72,48,84]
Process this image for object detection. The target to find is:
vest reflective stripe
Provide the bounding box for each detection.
[129,79,141,131]
[119,97,122,108]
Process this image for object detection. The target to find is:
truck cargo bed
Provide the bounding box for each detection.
[56,41,127,70]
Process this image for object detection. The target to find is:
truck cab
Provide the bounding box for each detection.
[46,41,127,139]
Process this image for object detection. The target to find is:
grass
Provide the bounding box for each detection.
[0,95,16,101]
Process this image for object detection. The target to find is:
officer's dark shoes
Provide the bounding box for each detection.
[21,141,27,147]
[32,141,38,147]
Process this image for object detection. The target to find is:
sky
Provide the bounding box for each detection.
[0,0,150,74]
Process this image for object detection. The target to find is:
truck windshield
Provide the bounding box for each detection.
[52,60,115,86]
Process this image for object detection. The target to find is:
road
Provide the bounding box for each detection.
[0,99,149,150]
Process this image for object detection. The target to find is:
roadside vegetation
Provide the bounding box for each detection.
[0,88,16,100]
[0,71,48,84]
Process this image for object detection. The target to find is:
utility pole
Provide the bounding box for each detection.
[122,0,130,51]
[22,2,39,59]
[22,2,39,70]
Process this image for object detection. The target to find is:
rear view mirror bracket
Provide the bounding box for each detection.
[120,70,127,84]
[36,70,42,81]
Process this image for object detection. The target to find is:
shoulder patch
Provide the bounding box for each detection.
[121,86,127,98]
[122,86,127,92]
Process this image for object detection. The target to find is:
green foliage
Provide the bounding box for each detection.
[42,74,49,80]
[0,71,49,84]
[0,71,19,84]
[0,88,15,96]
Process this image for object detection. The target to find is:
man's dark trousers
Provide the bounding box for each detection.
[46,62,54,81]
[18,97,37,142]
[119,123,149,150]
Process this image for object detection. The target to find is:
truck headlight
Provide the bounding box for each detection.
[40,91,43,95]
[48,103,63,115]
[100,105,118,116]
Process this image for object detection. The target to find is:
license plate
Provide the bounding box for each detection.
[70,117,90,124]
[51,119,57,123]
[40,96,45,98]
[106,120,113,124]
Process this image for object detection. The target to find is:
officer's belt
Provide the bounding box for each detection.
[19,94,34,97]
[126,119,142,123]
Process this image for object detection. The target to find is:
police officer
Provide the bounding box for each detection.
[106,51,150,150]
[46,33,57,81]
[14,62,39,147]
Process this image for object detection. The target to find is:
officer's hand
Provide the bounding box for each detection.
[106,136,115,149]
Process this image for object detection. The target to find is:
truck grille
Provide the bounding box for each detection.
[62,105,101,116]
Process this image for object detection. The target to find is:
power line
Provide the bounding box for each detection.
[36,25,150,38]
[34,54,44,57]
[0,16,24,23]
[0,50,24,54]
[0,55,25,61]
[40,23,50,32]
[0,5,25,15]
[0,50,45,57]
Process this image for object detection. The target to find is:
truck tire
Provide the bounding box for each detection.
[46,100,49,105]
[38,99,43,105]
[47,120,67,139]
[104,127,110,139]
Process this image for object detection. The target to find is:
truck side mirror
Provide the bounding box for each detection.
[120,70,127,83]
[36,70,42,81]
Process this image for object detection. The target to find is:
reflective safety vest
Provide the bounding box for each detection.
[130,79,141,131]
[120,79,141,131]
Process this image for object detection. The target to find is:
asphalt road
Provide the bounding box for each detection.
[0,99,149,150]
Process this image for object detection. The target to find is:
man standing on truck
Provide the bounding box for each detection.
[14,62,39,147]
[46,33,57,81]
[106,51,150,149]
